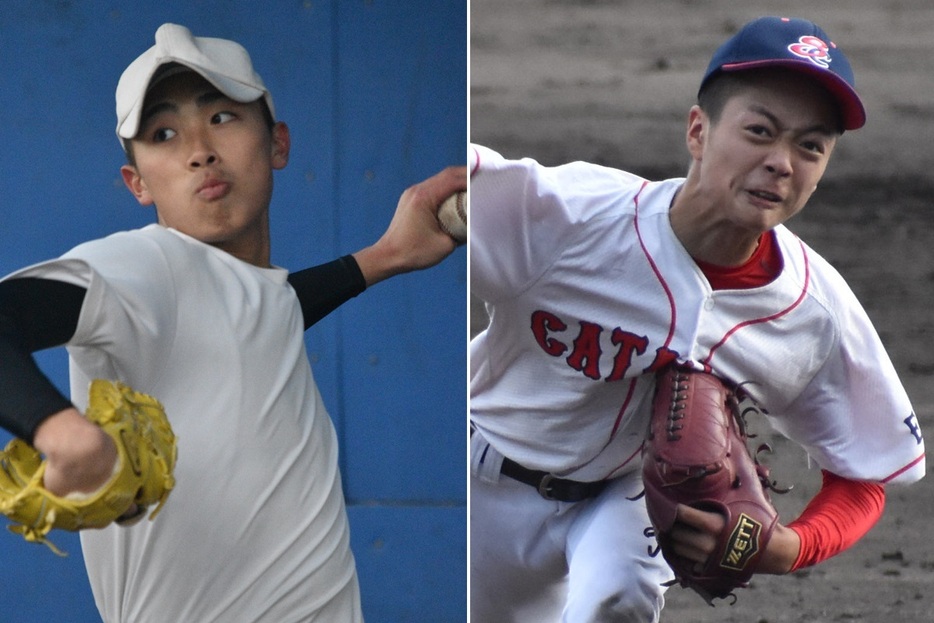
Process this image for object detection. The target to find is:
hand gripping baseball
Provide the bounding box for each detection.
[642,365,785,604]
[0,380,177,555]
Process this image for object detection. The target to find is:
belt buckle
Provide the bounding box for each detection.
[537,473,557,500]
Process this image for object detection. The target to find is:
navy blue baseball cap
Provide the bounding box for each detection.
[699,16,866,130]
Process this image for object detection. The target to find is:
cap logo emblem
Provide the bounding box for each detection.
[787,35,832,69]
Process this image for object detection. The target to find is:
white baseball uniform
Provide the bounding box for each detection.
[468,144,925,621]
[4,224,362,623]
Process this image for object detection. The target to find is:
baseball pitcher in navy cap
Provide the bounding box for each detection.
[469,14,923,621]
[701,16,865,130]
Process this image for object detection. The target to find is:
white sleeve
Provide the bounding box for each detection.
[469,144,572,303]
[771,283,925,485]
[468,144,644,304]
[8,230,178,386]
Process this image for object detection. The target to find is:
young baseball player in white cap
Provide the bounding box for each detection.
[0,23,465,622]
[469,16,924,622]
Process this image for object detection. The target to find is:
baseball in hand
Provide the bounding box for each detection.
[437,190,467,243]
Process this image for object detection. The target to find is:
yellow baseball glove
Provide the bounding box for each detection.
[0,379,177,555]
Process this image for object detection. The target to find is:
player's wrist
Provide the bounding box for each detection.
[34,408,118,496]
[759,523,801,575]
[352,242,402,288]
[32,406,92,457]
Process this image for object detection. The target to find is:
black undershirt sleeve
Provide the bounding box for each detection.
[288,255,367,330]
[0,278,86,444]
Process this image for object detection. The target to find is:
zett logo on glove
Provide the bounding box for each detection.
[721,512,763,571]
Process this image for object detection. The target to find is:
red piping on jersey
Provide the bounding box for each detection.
[470,146,482,177]
[633,181,677,350]
[881,452,925,483]
[570,376,641,482]
[701,237,811,367]
[587,182,663,482]
[601,441,645,480]
[608,377,638,440]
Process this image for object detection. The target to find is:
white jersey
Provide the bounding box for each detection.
[6,225,360,622]
[469,144,925,485]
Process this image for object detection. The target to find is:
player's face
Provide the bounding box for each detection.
[687,72,838,236]
[120,72,290,267]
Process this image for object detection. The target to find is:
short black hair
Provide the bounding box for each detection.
[697,71,747,126]
[697,68,844,134]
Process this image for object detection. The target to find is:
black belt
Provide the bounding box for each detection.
[499,457,608,502]
[471,424,607,502]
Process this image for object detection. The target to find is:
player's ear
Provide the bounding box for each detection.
[271,122,290,170]
[120,165,155,206]
[685,105,707,161]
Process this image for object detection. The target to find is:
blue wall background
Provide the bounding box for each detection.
[0,1,467,621]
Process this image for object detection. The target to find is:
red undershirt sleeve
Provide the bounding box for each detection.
[786,469,885,571]
[694,235,886,571]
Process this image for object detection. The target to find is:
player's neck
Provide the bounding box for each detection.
[669,186,762,267]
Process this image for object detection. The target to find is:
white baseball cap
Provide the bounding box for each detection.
[115,23,276,142]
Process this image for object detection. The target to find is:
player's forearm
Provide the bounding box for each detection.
[0,328,75,443]
[786,469,886,571]
[288,256,366,330]
[0,278,85,442]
